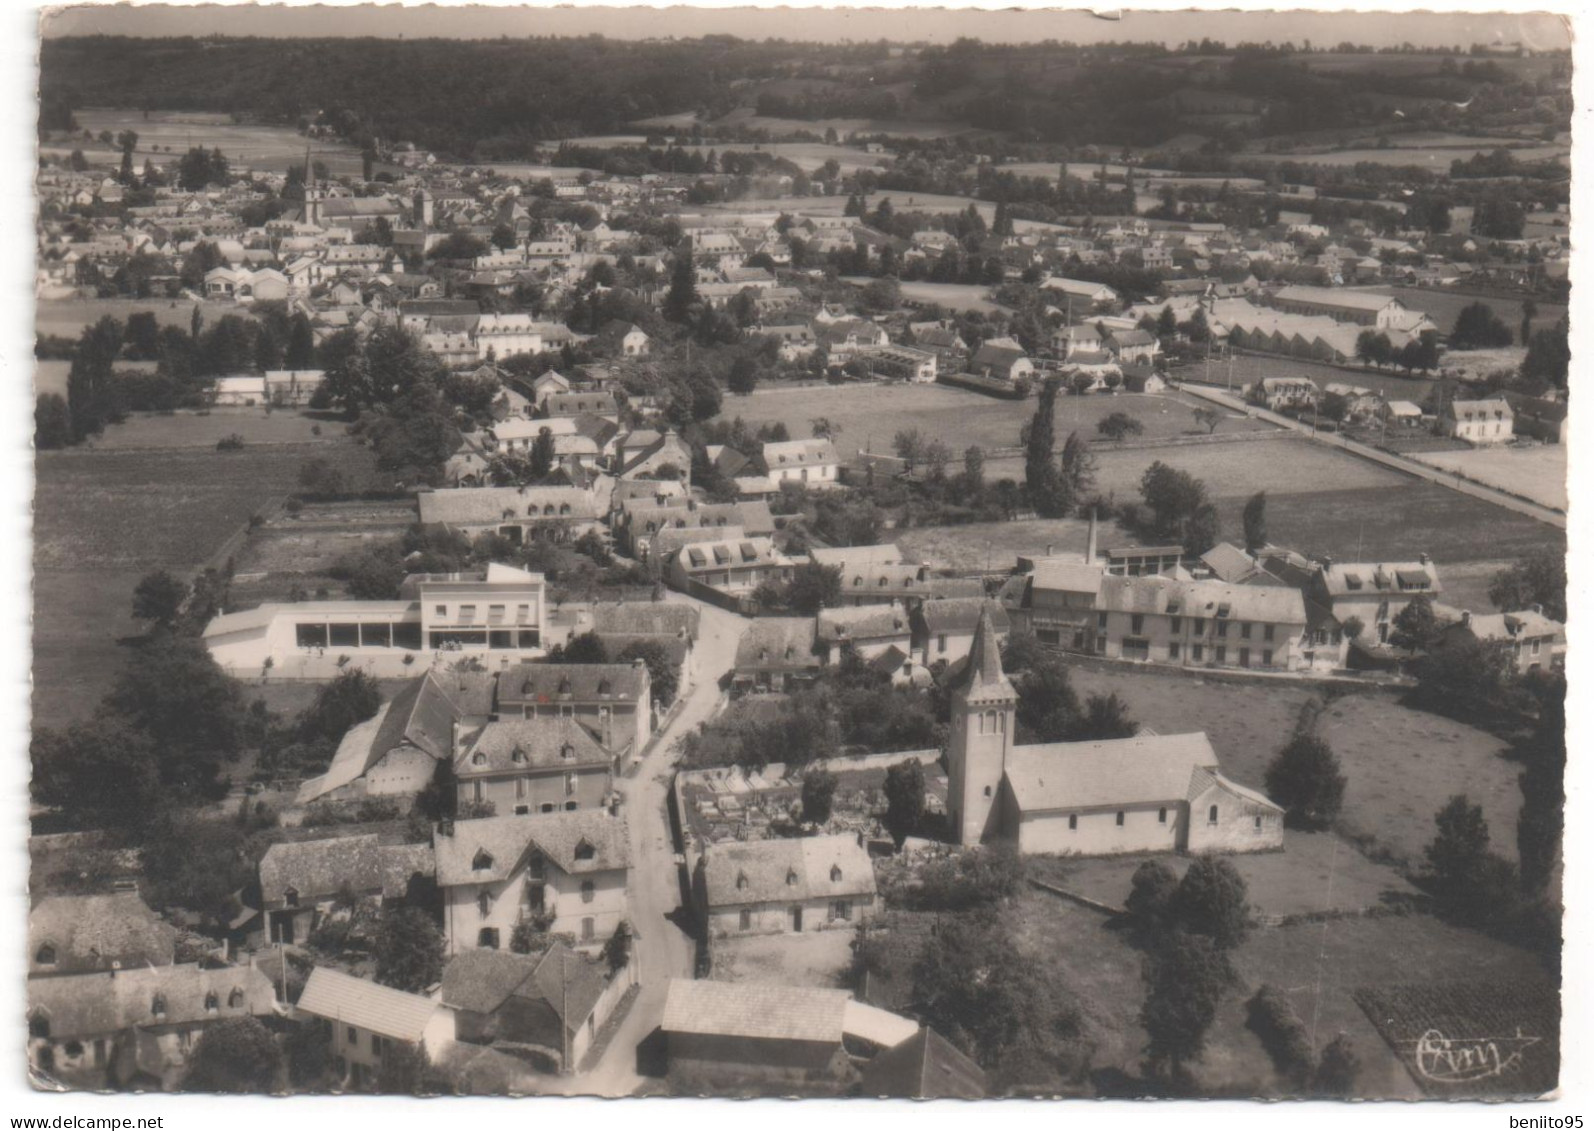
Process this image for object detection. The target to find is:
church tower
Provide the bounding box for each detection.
[301,148,324,227]
[947,608,1018,845]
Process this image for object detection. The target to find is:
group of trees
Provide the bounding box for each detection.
[1001,634,1137,745]
[1132,461,1220,557]
[1353,328,1440,374]
[1023,377,1100,519]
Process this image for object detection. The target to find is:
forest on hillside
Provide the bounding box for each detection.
[40,35,1571,162]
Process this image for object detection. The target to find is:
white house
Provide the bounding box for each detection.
[435,810,631,954]
[762,438,841,489]
[1441,397,1515,445]
[295,967,457,1091]
[697,834,878,939]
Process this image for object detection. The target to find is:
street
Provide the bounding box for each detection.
[552,592,750,1095]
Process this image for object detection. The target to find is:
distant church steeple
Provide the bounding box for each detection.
[301,146,324,227]
[947,608,1018,845]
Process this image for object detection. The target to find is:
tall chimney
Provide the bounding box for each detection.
[1461,610,1472,627]
[1086,506,1099,564]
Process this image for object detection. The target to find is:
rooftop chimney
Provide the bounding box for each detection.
[1086,507,1099,564]
[439,817,455,838]
[1461,610,1472,627]
[1419,552,1431,565]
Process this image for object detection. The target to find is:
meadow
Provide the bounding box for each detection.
[32,437,381,730]
[36,297,254,342]
[1411,444,1567,511]
[53,109,365,176]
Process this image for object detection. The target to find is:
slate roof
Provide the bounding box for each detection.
[434,810,630,887]
[733,617,819,672]
[28,963,276,1041]
[418,486,601,526]
[438,948,542,1015]
[859,1026,989,1099]
[1319,561,1440,598]
[28,893,177,976]
[1200,542,1264,585]
[296,967,441,1042]
[916,597,1010,637]
[1097,574,1307,625]
[701,834,876,909]
[947,608,1016,701]
[496,662,646,705]
[378,843,436,899]
[457,717,613,776]
[816,605,911,645]
[762,438,839,470]
[260,834,383,908]
[586,602,700,637]
[1004,732,1234,812]
[661,979,849,1044]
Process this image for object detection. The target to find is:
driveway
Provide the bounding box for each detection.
[555,592,750,1096]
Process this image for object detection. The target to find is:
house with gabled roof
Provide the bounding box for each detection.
[948,611,1283,854]
[697,833,878,939]
[761,438,841,489]
[1440,396,1514,445]
[28,961,277,1090]
[454,718,614,818]
[911,597,1010,671]
[29,893,177,979]
[494,661,652,760]
[1311,555,1441,648]
[732,617,821,694]
[668,536,794,596]
[434,810,631,954]
[1440,607,1564,675]
[439,941,634,1074]
[295,966,457,1091]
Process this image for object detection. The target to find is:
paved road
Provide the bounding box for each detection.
[1181,384,1567,530]
[554,593,750,1096]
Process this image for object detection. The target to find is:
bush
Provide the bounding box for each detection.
[1245,985,1314,1087]
[215,433,246,451]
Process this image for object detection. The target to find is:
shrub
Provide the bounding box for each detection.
[215,433,246,451]
[1245,985,1314,1087]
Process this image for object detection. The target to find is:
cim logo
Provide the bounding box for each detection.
[1412,1028,1541,1084]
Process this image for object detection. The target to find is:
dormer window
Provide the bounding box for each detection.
[152,994,167,1018]
[472,751,487,766]
[736,871,748,890]
[34,944,56,967]
[511,747,527,764]
[574,839,596,861]
[561,742,576,762]
[228,988,245,1008]
[597,678,612,696]
[557,676,572,695]
[473,849,494,871]
[284,886,299,908]
[830,865,842,882]
[204,992,219,1014]
[786,869,798,886]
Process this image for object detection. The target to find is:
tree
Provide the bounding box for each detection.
[67,315,123,441]
[784,561,842,614]
[1411,634,1515,716]
[1073,693,1136,741]
[1025,376,1071,518]
[1313,1034,1361,1097]
[1241,491,1267,553]
[298,668,383,744]
[882,758,926,846]
[1140,931,1236,1085]
[1517,678,1565,896]
[559,632,610,665]
[1264,734,1347,830]
[124,311,160,359]
[528,427,557,482]
[1125,860,1179,938]
[1420,794,1518,924]
[285,313,317,370]
[131,569,190,631]
[1488,548,1566,623]
[1319,391,1349,422]
[1388,593,1441,652]
[601,921,632,975]
[1014,654,1082,744]
[1192,407,1223,434]
[35,394,72,450]
[727,355,758,395]
[616,638,679,706]
[1138,461,1215,553]
[31,718,161,828]
[960,444,986,498]
[664,240,698,323]
[183,1016,281,1094]
[103,635,247,791]
[374,906,445,993]
[1168,855,1250,950]
[1097,411,1144,443]
[892,428,925,471]
[297,456,348,498]
[1059,432,1096,499]
[801,768,839,825]
[1449,301,1513,349]
[1340,616,1365,643]
[810,417,842,441]
[1519,299,1538,347]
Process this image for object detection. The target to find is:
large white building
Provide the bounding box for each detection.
[203,563,547,679]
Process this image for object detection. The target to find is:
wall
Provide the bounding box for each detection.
[706,893,876,939]
[444,862,626,954]
[461,764,611,817]
[1013,802,1187,856]
[667,1033,842,1083]
[1096,609,1301,672]
[1186,781,1285,853]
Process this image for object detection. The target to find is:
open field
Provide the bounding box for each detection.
[892,281,1008,314]
[54,109,364,176]
[1066,665,1521,868]
[1031,829,1418,918]
[711,190,994,221]
[36,297,253,342]
[707,110,975,141]
[667,142,889,175]
[719,382,1273,465]
[90,409,348,450]
[1411,444,1567,511]
[1246,145,1568,169]
[33,440,381,729]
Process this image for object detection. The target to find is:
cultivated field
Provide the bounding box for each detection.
[1066,665,1522,868]
[709,930,854,989]
[33,439,381,729]
[1411,444,1567,511]
[54,109,365,176]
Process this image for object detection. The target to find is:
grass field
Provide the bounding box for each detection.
[87,409,349,450]
[890,281,1008,313]
[36,297,255,342]
[1066,664,1521,868]
[1032,829,1417,918]
[711,190,995,221]
[1411,445,1567,511]
[57,109,364,176]
[721,382,1274,467]
[1246,145,1568,169]
[33,439,381,729]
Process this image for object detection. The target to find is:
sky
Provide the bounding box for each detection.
[40,5,1572,50]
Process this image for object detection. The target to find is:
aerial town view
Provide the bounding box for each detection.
[25,5,1571,1106]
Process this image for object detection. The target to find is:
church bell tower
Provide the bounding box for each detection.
[947,608,1018,845]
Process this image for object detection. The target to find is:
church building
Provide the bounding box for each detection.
[946,611,1284,856]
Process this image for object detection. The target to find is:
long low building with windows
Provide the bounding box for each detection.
[203,563,548,679]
